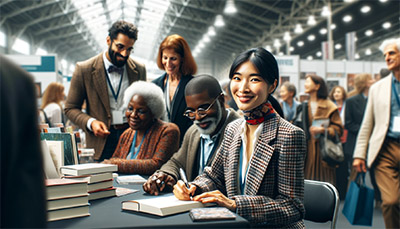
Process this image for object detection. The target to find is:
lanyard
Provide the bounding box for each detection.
[129,129,148,159]
[106,70,124,103]
[392,80,400,107]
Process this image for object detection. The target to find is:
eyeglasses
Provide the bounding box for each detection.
[183,93,223,120]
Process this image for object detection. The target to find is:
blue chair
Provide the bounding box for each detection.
[304,179,340,229]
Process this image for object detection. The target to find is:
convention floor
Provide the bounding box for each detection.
[305,200,385,228]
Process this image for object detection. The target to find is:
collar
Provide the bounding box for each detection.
[392,73,400,84]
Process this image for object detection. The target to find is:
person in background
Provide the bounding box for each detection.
[152,34,197,144]
[344,73,376,200]
[1,55,46,227]
[329,85,347,125]
[143,75,240,195]
[103,81,179,175]
[40,82,65,126]
[279,82,300,122]
[65,20,146,161]
[173,48,306,227]
[353,38,400,228]
[301,75,343,185]
[219,79,239,111]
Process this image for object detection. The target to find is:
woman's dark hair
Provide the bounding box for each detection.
[229,47,279,91]
[108,20,138,41]
[307,75,328,99]
[228,47,283,116]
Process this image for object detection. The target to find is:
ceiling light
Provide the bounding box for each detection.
[343,15,352,22]
[265,45,272,51]
[279,52,284,56]
[207,26,216,36]
[344,0,355,2]
[198,42,205,49]
[214,15,225,27]
[320,28,327,34]
[290,46,294,52]
[361,6,371,13]
[321,6,331,17]
[283,32,291,41]
[308,34,315,41]
[365,48,372,55]
[294,24,303,34]
[273,39,281,48]
[316,51,322,57]
[335,43,342,50]
[330,24,336,30]
[202,35,210,43]
[355,53,360,59]
[382,22,391,29]
[307,15,316,25]
[307,56,313,60]
[365,29,373,36]
[297,41,304,47]
[224,0,237,14]
[379,0,388,2]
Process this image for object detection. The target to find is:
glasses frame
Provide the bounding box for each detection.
[183,93,223,120]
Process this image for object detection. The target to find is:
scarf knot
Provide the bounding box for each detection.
[243,102,276,125]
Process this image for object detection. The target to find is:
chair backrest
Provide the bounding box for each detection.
[304,179,340,229]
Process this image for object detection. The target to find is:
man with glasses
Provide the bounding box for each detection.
[143,75,240,195]
[65,20,146,161]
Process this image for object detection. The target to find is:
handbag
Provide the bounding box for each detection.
[342,172,374,226]
[319,128,344,166]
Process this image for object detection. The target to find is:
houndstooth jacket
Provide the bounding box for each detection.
[192,115,306,227]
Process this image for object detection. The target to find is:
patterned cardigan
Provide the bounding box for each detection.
[107,119,180,175]
[192,116,306,227]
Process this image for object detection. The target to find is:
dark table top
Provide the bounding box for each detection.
[47,179,250,228]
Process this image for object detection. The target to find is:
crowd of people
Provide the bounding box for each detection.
[2,19,399,228]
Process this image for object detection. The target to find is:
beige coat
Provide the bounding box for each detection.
[65,53,146,160]
[353,74,393,167]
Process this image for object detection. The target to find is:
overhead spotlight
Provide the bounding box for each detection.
[289,46,294,52]
[361,6,371,13]
[214,15,225,27]
[379,0,388,2]
[335,43,342,50]
[382,22,391,29]
[355,53,360,59]
[273,39,281,48]
[308,34,315,41]
[297,41,304,47]
[365,29,373,36]
[321,6,331,17]
[307,56,313,60]
[320,28,327,35]
[278,52,284,56]
[224,0,237,14]
[294,24,303,34]
[202,35,210,43]
[343,15,352,22]
[330,24,336,30]
[283,32,291,41]
[207,26,216,36]
[198,42,205,49]
[365,48,372,55]
[307,15,316,25]
[316,51,322,57]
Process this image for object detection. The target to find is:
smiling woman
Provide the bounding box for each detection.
[102,81,180,175]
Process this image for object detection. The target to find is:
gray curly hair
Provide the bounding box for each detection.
[123,81,166,120]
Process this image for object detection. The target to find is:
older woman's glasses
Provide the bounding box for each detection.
[183,93,223,120]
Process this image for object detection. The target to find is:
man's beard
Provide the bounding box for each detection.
[194,102,223,135]
[108,45,128,67]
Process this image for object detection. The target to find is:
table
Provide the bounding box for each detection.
[47,182,250,228]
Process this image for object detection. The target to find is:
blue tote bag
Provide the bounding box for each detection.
[342,172,374,226]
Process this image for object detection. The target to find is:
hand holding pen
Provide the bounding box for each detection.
[173,168,196,201]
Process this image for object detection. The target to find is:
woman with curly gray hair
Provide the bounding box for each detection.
[103,81,180,174]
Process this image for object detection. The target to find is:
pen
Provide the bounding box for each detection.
[179,168,190,189]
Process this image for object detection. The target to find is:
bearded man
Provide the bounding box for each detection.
[143,75,240,195]
[65,20,146,161]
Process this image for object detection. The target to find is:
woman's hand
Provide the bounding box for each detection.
[309,126,325,137]
[193,190,237,212]
[143,171,176,196]
[173,180,196,201]
[353,158,367,173]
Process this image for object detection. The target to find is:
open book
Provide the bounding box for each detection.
[122,194,212,216]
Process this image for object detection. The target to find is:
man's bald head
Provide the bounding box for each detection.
[185,74,223,99]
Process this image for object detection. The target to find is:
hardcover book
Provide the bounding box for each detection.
[40,133,79,165]
[47,204,90,222]
[88,187,116,201]
[63,172,113,184]
[189,207,236,222]
[47,194,89,211]
[87,179,113,192]
[60,163,117,176]
[46,178,88,200]
[122,194,211,216]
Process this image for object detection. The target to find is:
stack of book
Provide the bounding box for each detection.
[61,163,118,201]
[45,179,90,222]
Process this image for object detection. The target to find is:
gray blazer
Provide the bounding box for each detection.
[158,109,240,181]
[65,53,146,160]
